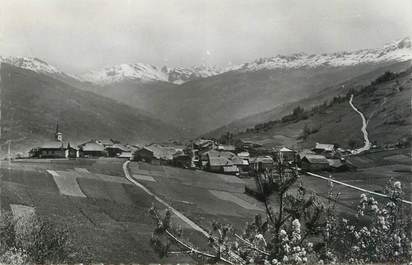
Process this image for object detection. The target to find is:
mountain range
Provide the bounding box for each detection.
[0,37,411,152]
[2,37,410,85]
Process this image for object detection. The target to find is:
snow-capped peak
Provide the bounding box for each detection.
[0,56,60,74]
[82,63,169,85]
[81,63,225,85]
[234,37,412,72]
[162,65,225,84]
[3,37,410,86]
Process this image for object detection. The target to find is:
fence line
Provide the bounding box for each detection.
[302,171,412,205]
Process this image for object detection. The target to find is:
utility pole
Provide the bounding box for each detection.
[8,141,11,170]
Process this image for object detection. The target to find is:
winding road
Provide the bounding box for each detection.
[349,94,371,154]
[122,161,210,237]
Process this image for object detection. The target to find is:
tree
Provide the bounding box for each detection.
[301,124,311,140]
[148,157,326,264]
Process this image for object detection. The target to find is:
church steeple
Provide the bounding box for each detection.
[55,121,63,142]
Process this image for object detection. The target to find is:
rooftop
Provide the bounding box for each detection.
[302,154,329,164]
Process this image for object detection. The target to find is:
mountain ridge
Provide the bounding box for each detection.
[2,37,410,86]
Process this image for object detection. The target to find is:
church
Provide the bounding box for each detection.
[29,123,78,159]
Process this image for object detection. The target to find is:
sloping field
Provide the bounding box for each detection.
[209,190,263,211]
[0,159,196,263]
[48,170,87,197]
[128,162,265,229]
[300,149,412,216]
[10,204,35,219]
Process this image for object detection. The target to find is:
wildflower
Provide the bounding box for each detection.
[394,181,401,190]
[284,243,290,253]
[271,258,278,265]
[360,193,367,202]
[283,255,289,262]
[292,219,301,233]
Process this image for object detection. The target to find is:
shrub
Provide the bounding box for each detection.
[0,211,86,264]
[372,71,398,85]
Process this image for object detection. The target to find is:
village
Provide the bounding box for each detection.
[26,122,357,177]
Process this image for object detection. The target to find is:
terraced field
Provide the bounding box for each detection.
[2,150,408,263]
[0,158,267,263]
[0,158,194,263]
[128,162,266,231]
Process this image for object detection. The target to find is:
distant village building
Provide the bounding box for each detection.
[313,143,336,158]
[237,151,250,159]
[172,151,192,168]
[273,147,296,162]
[207,156,239,175]
[300,154,329,171]
[133,144,181,165]
[105,143,131,157]
[78,141,107,158]
[249,156,275,171]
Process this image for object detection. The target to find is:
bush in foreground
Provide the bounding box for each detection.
[0,211,86,264]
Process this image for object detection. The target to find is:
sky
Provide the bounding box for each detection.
[0,0,411,74]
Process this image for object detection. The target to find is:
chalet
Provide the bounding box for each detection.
[274,147,296,162]
[300,154,329,172]
[97,139,116,147]
[193,139,217,151]
[105,144,131,157]
[172,151,192,168]
[133,144,181,164]
[237,151,250,160]
[78,142,107,157]
[313,143,336,158]
[249,156,275,171]
[118,151,133,159]
[208,156,239,175]
[33,141,66,158]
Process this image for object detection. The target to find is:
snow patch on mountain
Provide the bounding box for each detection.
[2,37,411,86]
[81,63,225,85]
[82,63,169,85]
[0,56,81,80]
[235,37,412,72]
[0,56,61,74]
[163,65,224,84]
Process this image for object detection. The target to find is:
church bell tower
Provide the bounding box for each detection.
[55,121,63,142]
